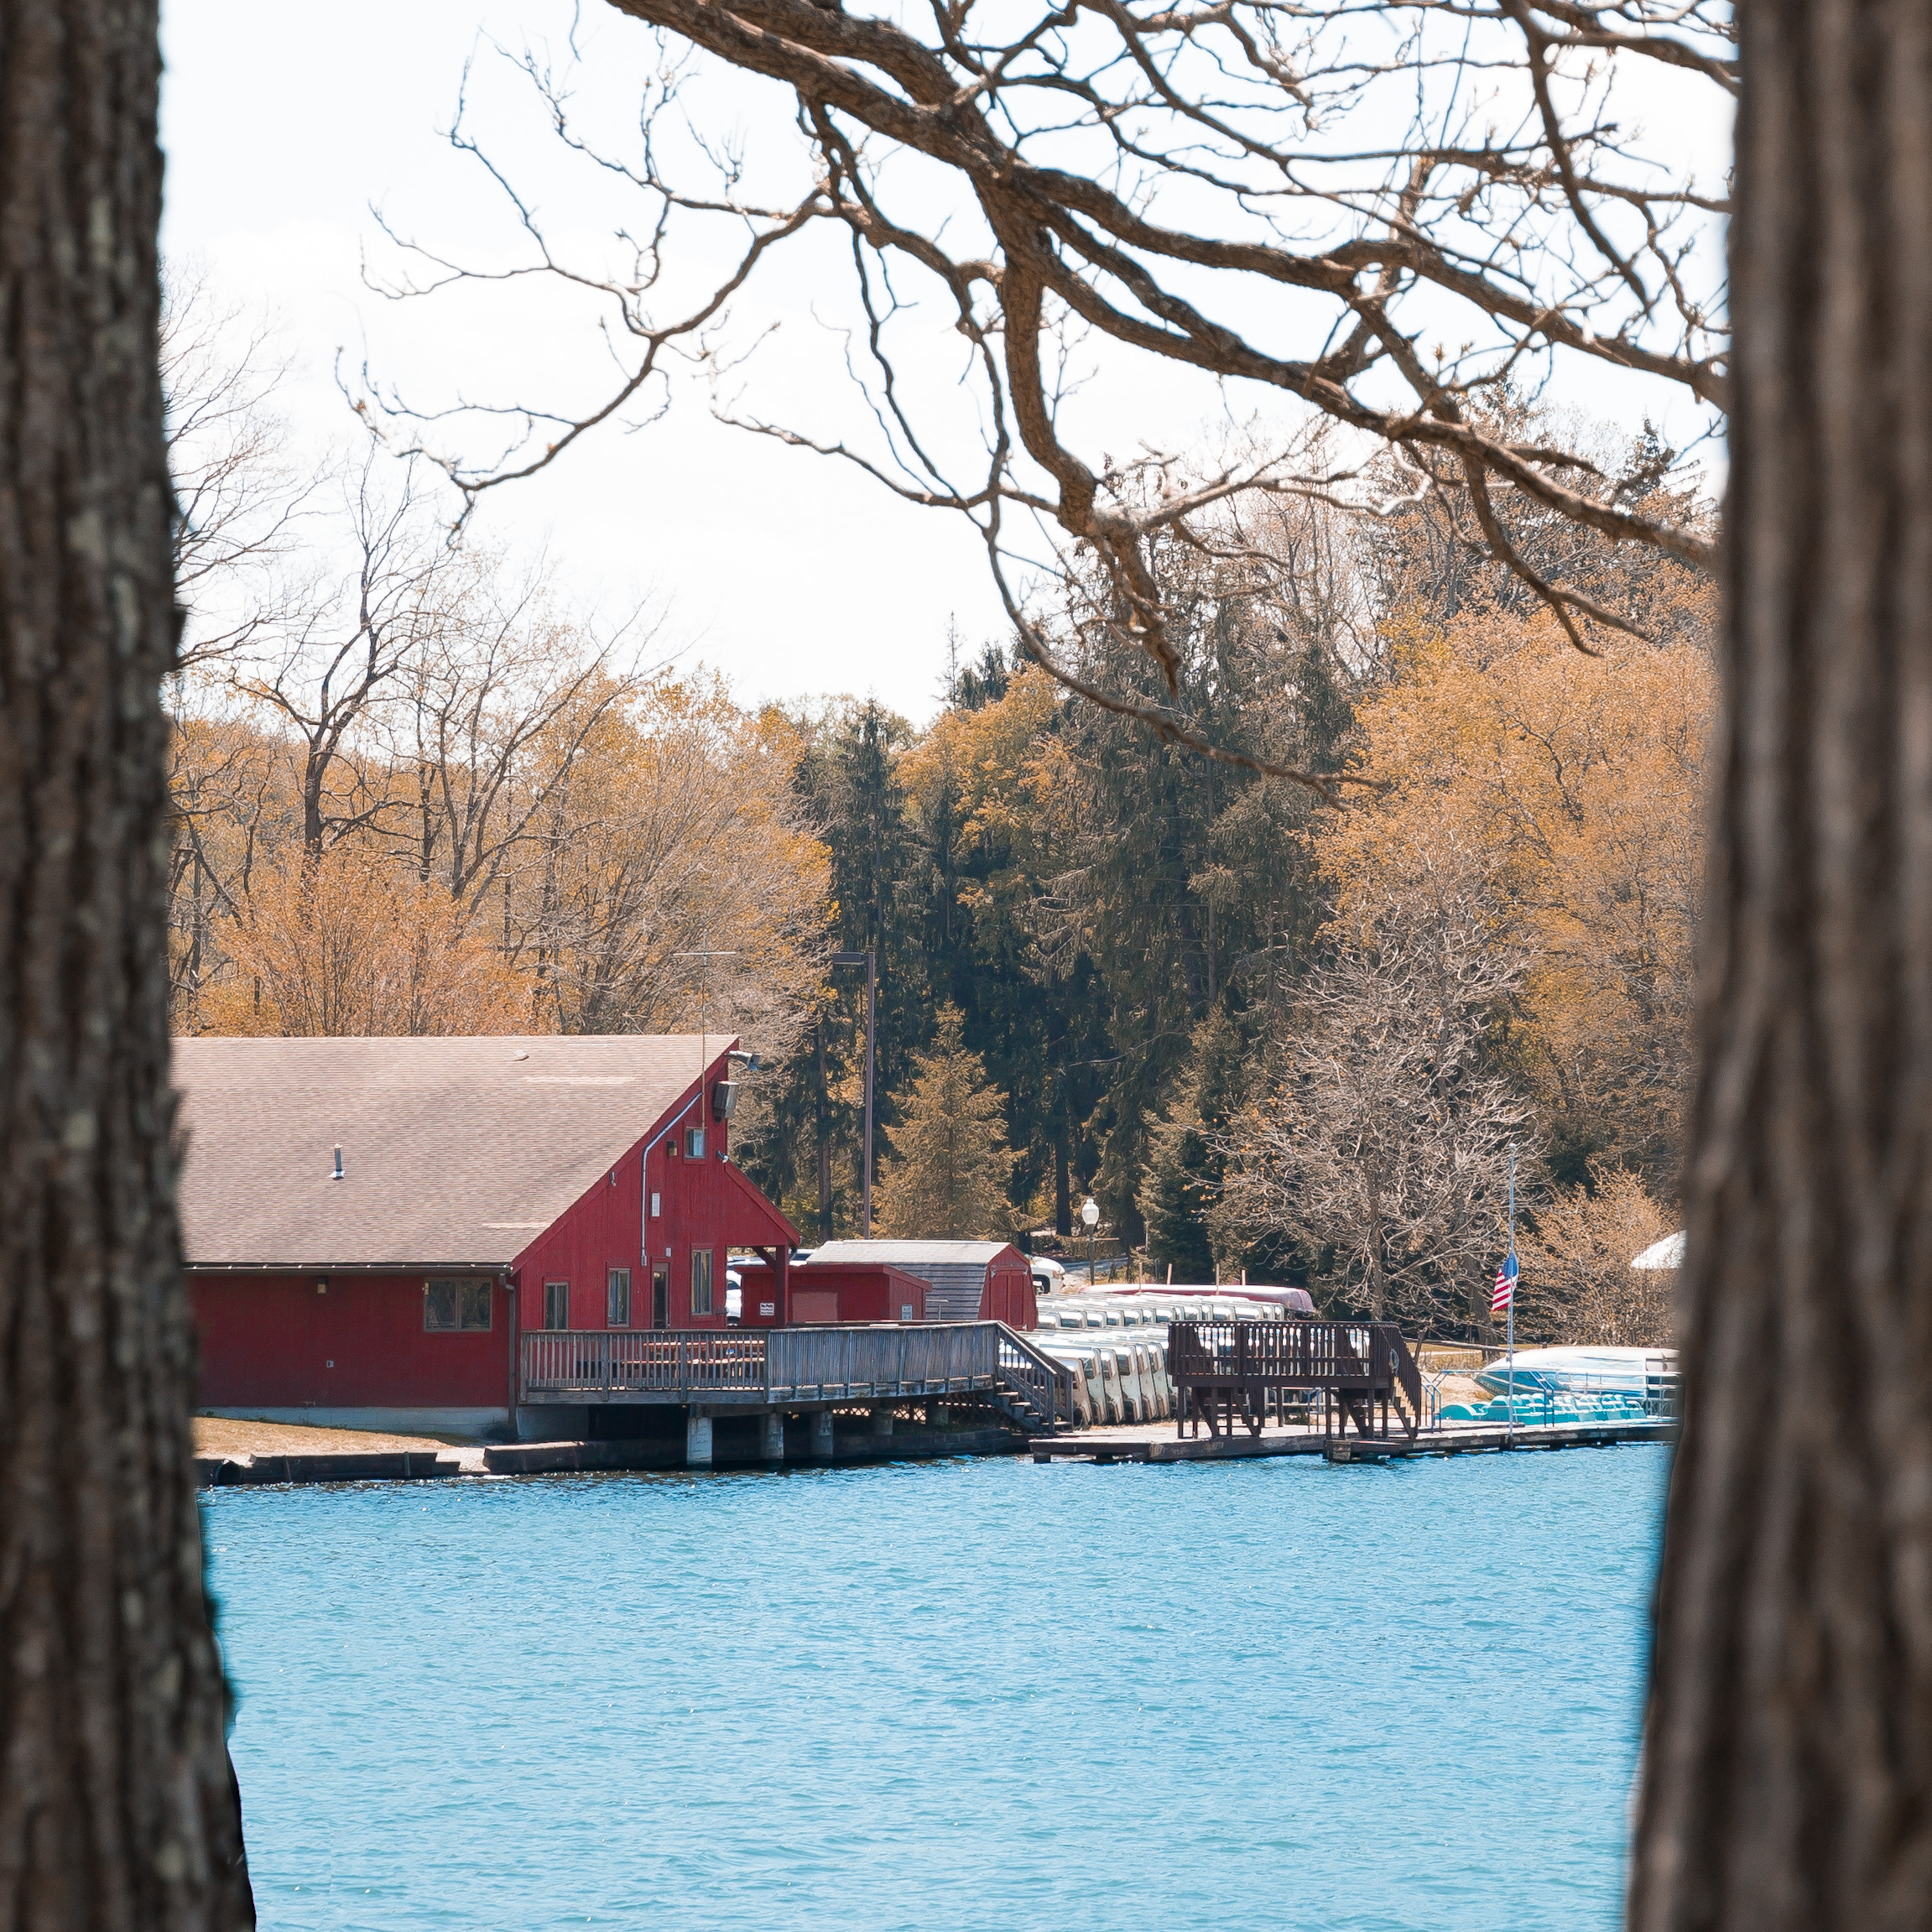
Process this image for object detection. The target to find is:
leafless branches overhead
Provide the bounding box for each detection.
[358,0,1729,784]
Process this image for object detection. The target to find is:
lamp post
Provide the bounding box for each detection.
[1081,1195,1100,1286]
[831,950,877,1237]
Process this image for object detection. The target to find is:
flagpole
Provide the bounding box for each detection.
[1506,1140,1517,1448]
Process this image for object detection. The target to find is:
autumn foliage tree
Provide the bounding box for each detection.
[1518,1169,1675,1349]
[159,321,833,1068]
[1318,608,1711,1194]
[193,847,535,1038]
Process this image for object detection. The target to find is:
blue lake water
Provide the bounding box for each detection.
[206,1446,1668,1932]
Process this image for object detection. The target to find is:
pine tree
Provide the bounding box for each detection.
[872,1005,1016,1238]
[1138,1008,1259,1280]
[1138,1106,1217,1279]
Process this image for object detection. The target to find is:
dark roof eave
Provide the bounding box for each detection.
[185,1260,518,1275]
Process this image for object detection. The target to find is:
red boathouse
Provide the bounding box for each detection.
[175,1034,799,1438]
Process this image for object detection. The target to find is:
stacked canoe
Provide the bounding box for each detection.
[1030,1294,1289,1428]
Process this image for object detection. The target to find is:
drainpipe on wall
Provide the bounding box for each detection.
[636,1075,711,1289]
[503,1268,518,1438]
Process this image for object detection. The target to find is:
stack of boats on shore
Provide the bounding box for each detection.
[1031,1292,1292,1429]
[1034,1295,1680,1435]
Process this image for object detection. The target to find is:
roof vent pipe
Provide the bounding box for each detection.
[331,1146,344,1182]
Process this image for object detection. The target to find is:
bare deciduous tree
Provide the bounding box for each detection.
[237,453,465,859]
[1215,883,1533,1327]
[384,570,645,916]
[162,268,315,674]
[363,2,1728,787]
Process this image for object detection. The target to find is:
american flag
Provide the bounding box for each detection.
[1492,1253,1518,1314]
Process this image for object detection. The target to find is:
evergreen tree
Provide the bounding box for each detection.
[1138,1107,1217,1279]
[1138,1010,1243,1278]
[872,1005,1016,1238]
[747,698,925,1236]
[1054,515,1361,1239]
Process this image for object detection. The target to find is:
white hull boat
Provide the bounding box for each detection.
[1474,1344,1677,1398]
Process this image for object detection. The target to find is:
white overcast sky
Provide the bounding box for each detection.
[159,2,1729,724]
[160,0,1023,721]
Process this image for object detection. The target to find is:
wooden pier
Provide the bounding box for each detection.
[1169,1318,1424,1440]
[519,1320,1074,1438]
[1029,1415,1675,1464]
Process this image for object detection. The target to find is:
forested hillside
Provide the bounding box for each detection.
[740,435,1711,1343]
[164,273,1710,1338]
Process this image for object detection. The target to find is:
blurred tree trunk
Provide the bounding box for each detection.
[0,2,253,1925]
[1630,5,1932,1927]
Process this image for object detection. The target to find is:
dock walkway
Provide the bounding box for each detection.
[1029,1415,1676,1464]
[521,1320,1071,1435]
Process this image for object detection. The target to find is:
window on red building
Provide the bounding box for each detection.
[691,1249,713,1317]
[424,1279,492,1333]
[607,1268,632,1328]
[543,1280,570,1331]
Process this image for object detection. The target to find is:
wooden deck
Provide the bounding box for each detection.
[1169,1318,1425,1440]
[519,1322,1073,1431]
[1028,1415,1677,1464]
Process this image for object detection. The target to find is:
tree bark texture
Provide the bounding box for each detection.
[0,3,253,1926]
[1630,5,1932,1928]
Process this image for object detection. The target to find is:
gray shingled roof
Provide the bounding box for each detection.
[174,1034,735,1268]
[806,1240,1018,1266]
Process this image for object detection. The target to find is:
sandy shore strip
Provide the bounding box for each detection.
[194,1415,492,1474]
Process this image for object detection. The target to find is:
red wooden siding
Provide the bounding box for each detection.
[513,1056,798,1334]
[190,1047,801,1413]
[742,1262,925,1325]
[982,1261,1037,1329]
[193,1273,511,1409]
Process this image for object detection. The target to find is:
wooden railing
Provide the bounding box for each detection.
[992,1325,1075,1431]
[520,1322,1065,1424]
[767,1324,1000,1402]
[1169,1319,1403,1385]
[1169,1319,1420,1440]
[521,1329,768,1398]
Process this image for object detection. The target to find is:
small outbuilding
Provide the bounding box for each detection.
[735,1258,927,1325]
[803,1239,1037,1328]
[176,1033,799,1438]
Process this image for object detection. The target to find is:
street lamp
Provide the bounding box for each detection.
[831,950,877,1237]
[1081,1196,1100,1286]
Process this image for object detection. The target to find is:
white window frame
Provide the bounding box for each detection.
[607,1267,632,1329]
[691,1248,714,1318]
[543,1280,570,1331]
